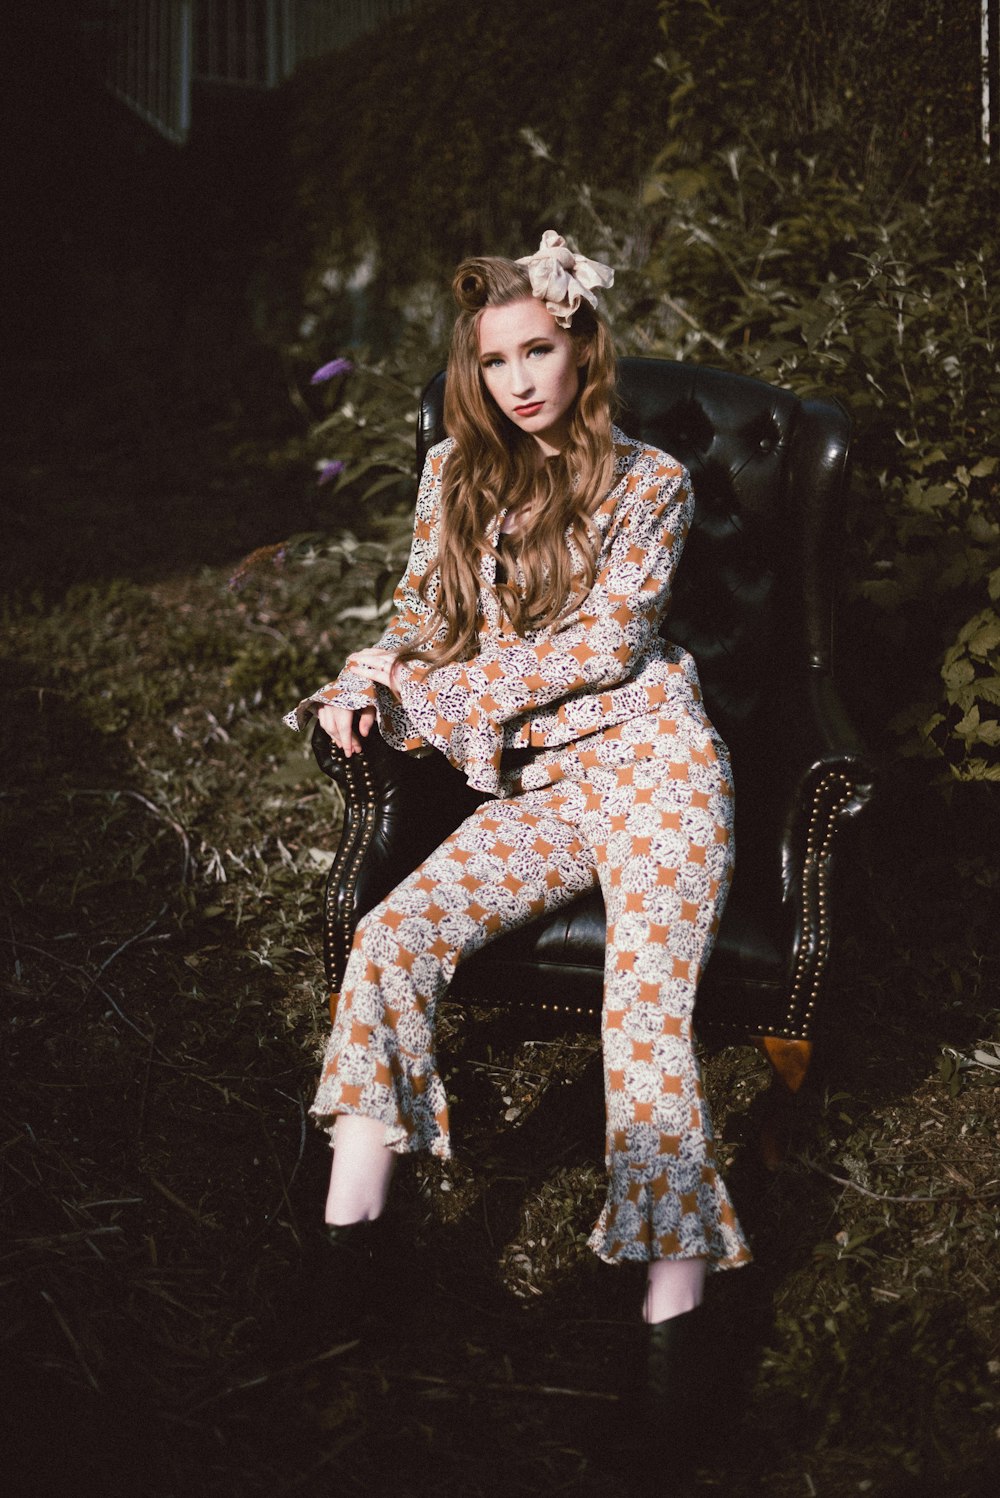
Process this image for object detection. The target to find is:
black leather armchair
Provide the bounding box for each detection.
[310,359,876,1101]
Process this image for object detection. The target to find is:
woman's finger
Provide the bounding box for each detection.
[348,650,402,697]
[317,702,362,756]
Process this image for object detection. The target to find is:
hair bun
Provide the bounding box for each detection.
[452,260,492,312]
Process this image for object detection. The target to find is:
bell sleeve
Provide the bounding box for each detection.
[282,440,451,732]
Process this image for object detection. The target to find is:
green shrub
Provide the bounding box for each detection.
[265,0,1000,779]
[555,0,1000,777]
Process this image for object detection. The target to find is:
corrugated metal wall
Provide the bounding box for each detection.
[195,0,285,87]
[101,0,419,143]
[105,0,194,145]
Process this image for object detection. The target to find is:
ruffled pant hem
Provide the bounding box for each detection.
[310,1102,454,1161]
[586,1220,753,1269]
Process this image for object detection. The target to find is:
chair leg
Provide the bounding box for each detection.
[754,1036,812,1094]
[751,1037,813,1169]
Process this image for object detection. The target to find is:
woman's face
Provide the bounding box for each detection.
[477,297,589,456]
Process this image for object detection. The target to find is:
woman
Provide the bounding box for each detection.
[286,231,751,1414]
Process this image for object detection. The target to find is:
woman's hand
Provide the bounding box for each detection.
[317,703,375,758]
[316,649,405,758]
[347,648,406,697]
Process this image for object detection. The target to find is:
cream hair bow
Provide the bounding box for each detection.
[516,230,615,328]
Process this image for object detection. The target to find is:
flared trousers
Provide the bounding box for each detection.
[311,706,751,1269]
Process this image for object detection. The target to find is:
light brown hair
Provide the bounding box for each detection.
[400,255,617,668]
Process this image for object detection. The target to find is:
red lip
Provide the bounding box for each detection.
[514,402,543,416]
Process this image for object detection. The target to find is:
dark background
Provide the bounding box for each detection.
[3,1,310,596]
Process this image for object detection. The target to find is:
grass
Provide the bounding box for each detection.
[2,395,998,1497]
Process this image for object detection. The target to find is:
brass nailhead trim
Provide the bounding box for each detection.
[782,770,859,1038]
[323,746,378,989]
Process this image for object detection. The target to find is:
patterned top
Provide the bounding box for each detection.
[284,426,709,797]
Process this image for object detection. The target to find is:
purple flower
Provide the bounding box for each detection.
[317,460,345,485]
[310,357,353,384]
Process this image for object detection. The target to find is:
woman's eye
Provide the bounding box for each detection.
[529,345,551,358]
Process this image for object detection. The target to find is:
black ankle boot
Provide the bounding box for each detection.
[270,1216,390,1359]
[325,1216,388,1257]
[641,1305,710,1468]
[324,1218,388,1295]
[317,1216,390,1337]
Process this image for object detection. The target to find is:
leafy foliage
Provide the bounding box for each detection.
[268,0,671,356]
[278,0,999,778]
[628,0,1000,778]
[654,0,981,186]
[631,169,1000,775]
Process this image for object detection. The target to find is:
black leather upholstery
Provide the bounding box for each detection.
[312,358,876,1048]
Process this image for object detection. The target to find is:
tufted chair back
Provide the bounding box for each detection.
[418,358,851,760]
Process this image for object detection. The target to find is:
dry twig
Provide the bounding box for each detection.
[148,1174,221,1230]
[40,1289,101,1392]
[794,1153,1000,1204]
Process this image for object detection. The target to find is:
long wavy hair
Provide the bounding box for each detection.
[399,255,618,668]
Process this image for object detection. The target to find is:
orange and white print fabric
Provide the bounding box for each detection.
[310,705,751,1270]
[286,430,712,798]
[289,427,752,1268]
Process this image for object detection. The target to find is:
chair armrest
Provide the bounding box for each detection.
[767,668,877,847]
[310,720,485,987]
[732,668,877,1031]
